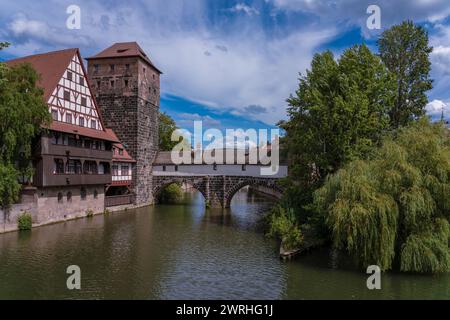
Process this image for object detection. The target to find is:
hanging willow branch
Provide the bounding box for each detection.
[315,119,450,273]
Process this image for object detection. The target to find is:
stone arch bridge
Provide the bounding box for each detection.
[152,151,288,208]
[153,174,284,208]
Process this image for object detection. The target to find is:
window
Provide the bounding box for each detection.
[68,135,77,147]
[112,164,119,176]
[98,163,105,175]
[125,64,130,71]
[79,117,85,127]
[242,164,247,171]
[118,148,124,156]
[121,165,129,176]
[91,120,97,130]
[153,74,156,80]
[79,77,84,86]
[175,165,179,172]
[84,161,98,174]
[58,192,63,203]
[143,67,146,73]
[51,133,61,145]
[54,159,64,174]
[80,187,87,200]
[84,139,92,149]
[124,79,129,87]
[66,160,82,174]
[162,165,166,172]
[64,90,71,101]
[110,80,115,88]
[110,64,115,72]
[94,64,99,73]
[94,190,98,199]
[67,192,72,202]
[67,71,72,81]
[97,80,101,88]
[81,97,87,106]
[65,113,72,124]
[213,163,217,171]
[51,109,58,121]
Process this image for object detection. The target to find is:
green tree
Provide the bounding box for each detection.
[159,112,179,151]
[378,21,433,128]
[280,45,395,220]
[315,119,450,273]
[0,56,50,209]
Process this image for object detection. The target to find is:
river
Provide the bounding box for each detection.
[0,189,449,300]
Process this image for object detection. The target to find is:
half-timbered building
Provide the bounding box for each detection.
[6,48,120,221]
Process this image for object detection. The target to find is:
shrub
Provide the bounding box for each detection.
[267,206,303,251]
[86,209,94,218]
[158,183,183,204]
[17,212,32,231]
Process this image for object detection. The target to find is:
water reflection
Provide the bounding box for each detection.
[0,189,449,300]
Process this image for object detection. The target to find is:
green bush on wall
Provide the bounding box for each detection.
[17,212,32,231]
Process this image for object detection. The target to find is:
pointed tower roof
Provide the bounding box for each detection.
[86,42,162,74]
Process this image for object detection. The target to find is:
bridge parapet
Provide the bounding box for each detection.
[152,174,284,208]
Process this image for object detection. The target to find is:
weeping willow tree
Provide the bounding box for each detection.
[315,118,450,273]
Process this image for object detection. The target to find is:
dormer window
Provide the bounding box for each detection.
[119,149,124,156]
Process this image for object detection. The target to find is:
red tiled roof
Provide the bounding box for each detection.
[50,122,120,143]
[86,42,162,74]
[5,48,78,101]
[106,129,136,162]
[5,48,116,143]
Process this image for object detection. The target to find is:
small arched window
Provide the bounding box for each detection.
[80,187,87,200]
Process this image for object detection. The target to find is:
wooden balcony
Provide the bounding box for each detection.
[105,194,134,207]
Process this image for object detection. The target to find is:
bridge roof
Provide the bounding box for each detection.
[153,150,286,165]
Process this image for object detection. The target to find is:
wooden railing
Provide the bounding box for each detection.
[105,194,134,207]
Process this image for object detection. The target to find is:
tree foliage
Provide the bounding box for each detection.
[159,112,179,151]
[0,59,50,208]
[279,44,395,221]
[315,119,450,273]
[378,21,433,128]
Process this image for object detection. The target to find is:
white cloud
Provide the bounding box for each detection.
[426,99,450,119]
[229,4,260,16]
[3,0,450,126]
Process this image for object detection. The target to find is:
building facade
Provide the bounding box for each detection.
[86,42,161,207]
[2,44,158,232]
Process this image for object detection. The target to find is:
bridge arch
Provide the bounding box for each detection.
[223,177,283,208]
[153,177,209,204]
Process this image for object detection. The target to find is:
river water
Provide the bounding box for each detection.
[0,189,449,300]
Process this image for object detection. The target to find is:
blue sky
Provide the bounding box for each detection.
[1,0,450,134]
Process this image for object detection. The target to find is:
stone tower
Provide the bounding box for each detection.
[87,42,161,206]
